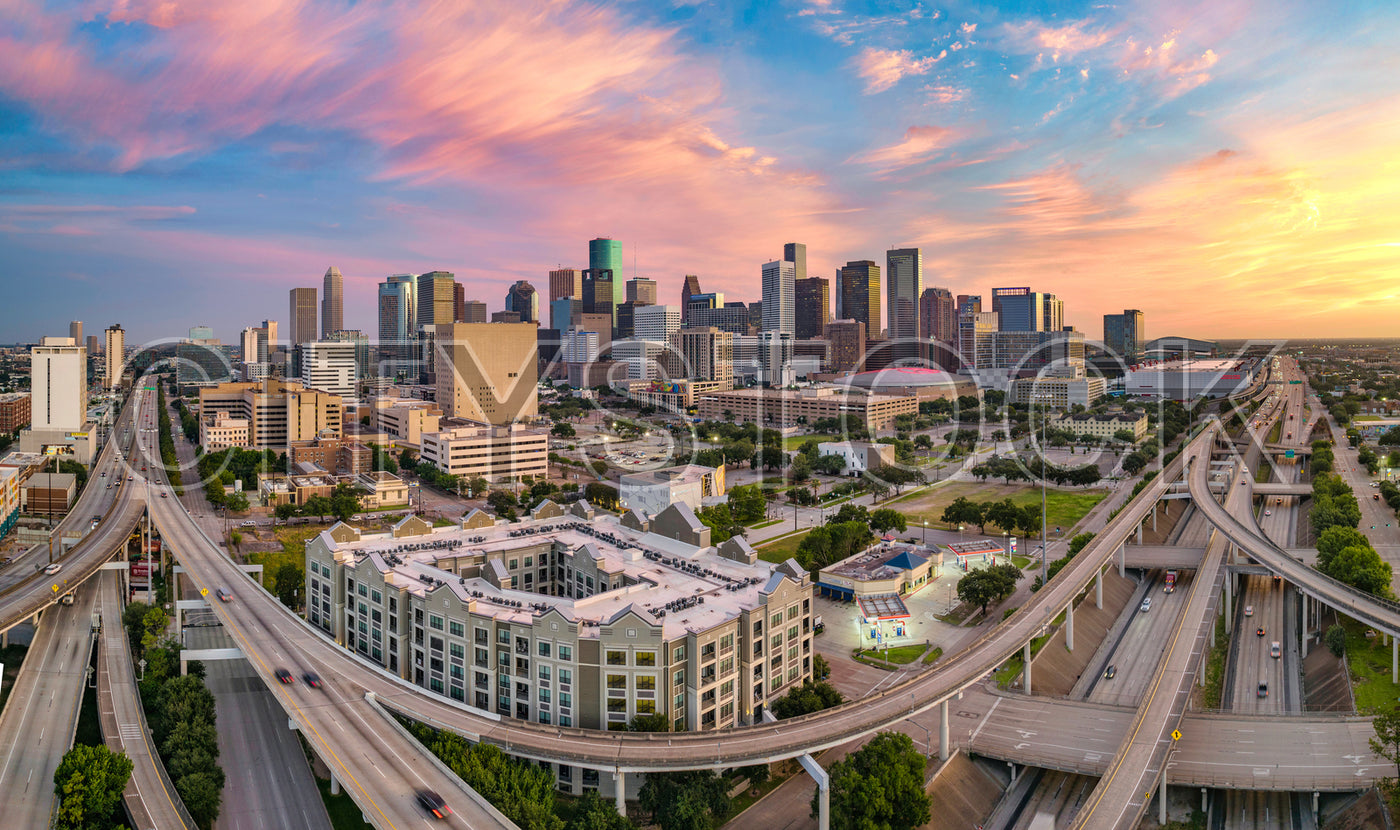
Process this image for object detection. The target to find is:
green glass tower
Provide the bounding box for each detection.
[589,238,624,313]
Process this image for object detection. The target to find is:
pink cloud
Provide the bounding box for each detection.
[853,47,946,94]
[1004,19,1114,63]
[850,125,957,173]
[1118,33,1219,97]
[922,85,968,104]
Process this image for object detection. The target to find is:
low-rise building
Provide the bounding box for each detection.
[24,472,76,514]
[198,378,343,451]
[1009,374,1107,409]
[619,465,725,515]
[816,540,942,602]
[419,422,548,483]
[624,379,733,413]
[0,393,31,434]
[373,400,442,446]
[199,410,251,451]
[0,467,19,541]
[0,452,49,484]
[354,471,409,509]
[1056,411,1148,441]
[696,387,917,432]
[288,437,371,476]
[815,441,897,476]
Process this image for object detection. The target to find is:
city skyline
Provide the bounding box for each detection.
[2,1,1398,343]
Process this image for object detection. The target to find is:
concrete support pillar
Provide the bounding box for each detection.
[1301,595,1309,658]
[330,774,340,796]
[1312,792,1319,822]
[939,700,950,761]
[1023,641,1032,695]
[615,771,625,817]
[1202,788,1208,813]
[179,657,187,676]
[1065,602,1074,652]
[799,756,830,830]
[1,629,7,649]
[1096,570,1103,610]
[1224,576,1232,621]
[1008,762,1017,783]
[1153,505,1158,533]
[1160,771,1168,824]
[1118,543,1125,578]
[1392,637,1397,685]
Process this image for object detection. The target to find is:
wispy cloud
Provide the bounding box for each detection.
[850,125,958,172]
[853,47,946,94]
[1004,19,1115,63]
[1118,33,1220,98]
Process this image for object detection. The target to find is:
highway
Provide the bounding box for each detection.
[0,581,98,827]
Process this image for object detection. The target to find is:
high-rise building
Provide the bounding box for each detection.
[991,287,1050,332]
[68,321,82,344]
[1044,295,1064,333]
[826,320,866,373]
[577,313,613,351]
[615,301,639,340]
[491,311,523,324]
[748,302,763,333]
[434,323,538,425]
[625,277,657,306]
[327,330,372,379]
[198,379,343,451]
[634,305,682,343]
[298,340,358,397]
[32,336,87,429]
[1103,310,1146,363]
[551,297,582,332]
[795,277,830,340]
[837,261,881,339]
[671,327,734,383]
[462,300,487,323]
[688,304,750,336]
[958,311,1000,369]
[680,275,702,325]
[416,271,457,329]
[920,287,956,344]
[783,242,807,281]
[378,274,416,371]
[453,282,465,323]
[505,281,540,324]
[289,287,318,348]
[321,266,343,338]
[761,260,796,335]
[549,268,583,307]
[85,335,99,357]
[758,331,795,387]
[561,329,600,364]
[582,269,616,331]
[956,295,981,315]
[885,248,922,345]
[588,238,624,317]
[612,339,666,381]
[103,324,125,390]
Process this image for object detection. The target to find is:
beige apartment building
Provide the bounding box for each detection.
[697,386,916,432]
[197,378,343,451]
[434,323,538,425]
[372,399,442,446]
[668,327,734,383]
[418,422,549,482]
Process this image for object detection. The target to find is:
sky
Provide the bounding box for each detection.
[2,0,1398,346]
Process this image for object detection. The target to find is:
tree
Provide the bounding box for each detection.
[1316,526,1372,571]
[551,422,576,438]
[1322,545,1393,596]
[176,770,224,830]
[639,771,730,830]
[869,508,907,535]
[820,732,930,830]
[1325,623,1346,658]
[1067,532,1096,556]
[273,502,297,523]
[301,495,331,522]
[728,485,767,524]
[984,498,1022,534]
[585,482,619,509]
[956,565,1021,615]
[223,490,250,513]
[770,679,844,718]
[399,448,416,470]
[53,744,134,830]
[941,497,983,530]
[329,482,362,522]
[228,531,242,553]
[274,563,303,609]
[815,454,847,476]
[566,790,635,830]
[1370,708,1400,779]
[829,503,869,527]
[627,712,670,732]
[1122,452,1148,475]
[1017,505,1043,539]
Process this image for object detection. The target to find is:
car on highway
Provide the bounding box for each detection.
[1245,605,1253,616]
[274,668,295,684]
[1256,626,1266,637]
[416,790,451,820]
[303,672,322,688]
[1140,597,1151,612]
[44,563,62,575]
[215,587,232,602]
[1270,641,1281,658]
[1265,510,1272,516]
[1257,682,1268,698]
[1103,664,1117,679]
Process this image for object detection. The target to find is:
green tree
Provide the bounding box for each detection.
[329,482,362,522]
[584,482,619,509]
[228,531,242,552]
[223,490,250,513]
[639,771,730,830]
[53,744,134,830]
[1316,526,1372,571]
[770,679,844,719]
[728,484,767,524]
[175,770,224,830]
[956,566,1020,616]
[820,732,931,830]
[273,502,297,523]
[627,712,671,732]
[1321,545,1393,596]
[301,495,332,522]
[274,562,303,609]
[869,508,907,535]
[1370,707,1400,779]
[566,790,635,830]
[551,422,577,437]
[984,498,1022,534]
[829,503,869,526]
[1325,624,1347,658]
[1068,532,1096,556]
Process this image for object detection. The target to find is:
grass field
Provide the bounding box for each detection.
[756,529,812,564]
[783,433,839,451]
[245,526,326,592]
[856,643,928,665]
[1344,619,1400,712]
[892,481,1109,535]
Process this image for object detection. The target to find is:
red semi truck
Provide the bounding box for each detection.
[1164,570,1178,593]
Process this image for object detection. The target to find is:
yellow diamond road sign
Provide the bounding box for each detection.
[1172,729,1182,742]
[200,588,209,597]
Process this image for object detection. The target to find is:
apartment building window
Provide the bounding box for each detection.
[558,646,572,662]
[475,628,489,645]
[635,651,656,667]
[672,645,685,662]
[607,674,627,691]
[449,621,464,637]
[606,650,627,666]
[538,642,551,658]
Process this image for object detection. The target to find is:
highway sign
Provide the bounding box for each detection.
[199,587,209,597]
[1171,729,1182,742]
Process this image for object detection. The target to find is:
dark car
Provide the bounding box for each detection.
[274,668,295,684]
[302,672,322,688]
[1103,665,1117,679]
[1256,626,1266,637]
[1257,682,1268,698]
[416,790,451,819]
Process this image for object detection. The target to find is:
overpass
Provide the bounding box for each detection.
[1253,482,1311,496]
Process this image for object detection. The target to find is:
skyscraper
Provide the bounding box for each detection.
[582,269,616,331]
[761,260,796,335]
[680,274,702,325]
[635,305,682,343]
[625,277,657,306]
[837,260,881,339]
[551,297,582,332]
[434,323,538,425]
[68,321,82,344]
[919,287,956,344]
[378,274,416,371]
[103,325,124,391]
[826,320,866,373]
[31,336,87,430]
[795,277,830,340]
[991,287,1049,332]
[321,266,343,338]
[956,295,981,315]
[783,242,807,281]
[289,287,318,348]
[1103,310,1146,362]
[416,271,457,329]
[462,301,487,323]
[588,238,624,316]
[885,248,923,360]
[453,282,466,323]
[1044,295,1064,333]
[670,327,734,383]
[549,268,583,306]
[505,281,540,324]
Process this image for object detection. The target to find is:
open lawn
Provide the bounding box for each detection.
[1344,618,1400,712]
[756,529,812,564]
[245,526,327,591]
[892,481,1109,536]
[783,434,840,451]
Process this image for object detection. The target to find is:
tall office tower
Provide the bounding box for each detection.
[761,259,796,334]
[549,268,583,306]
[69,321,82,344]
[577,313,614,351]
[958,311,1000,370]
[416,271,457,329]
[588,237,624,314]
[837,260,881,339]
[327,329,372,379]
[615,301,639,340]
[561,329,600,364]
[85,335,99,357]
[434,322,538,425]
[794,277,830,340]
[551,297,582,332]
[1043,294,1064,333]
[680,274,702,325]
[1103,309,1145,362]
[670,327,734,383]
[289,288,319,348]
[298,340,358,397]
[783,242,807,281]
[625,277,657,306]
[920,288,956,344]
[758,331,795,387]
[991,287,1049,332]
[103,324,125,390]
[826,320,866,373]
[689,304,750,335]
[581,269,616,330]
[505,280,540,324]
[634,305,682,343]
[885,248,923,340]
[31,337,87,429]
[321,266,343,338]
[378,274,416,371]
[241,327,260,363]
[748,302,763,334]
[461,301,487,323]
[956,294,981,315]
[453,282,465,322]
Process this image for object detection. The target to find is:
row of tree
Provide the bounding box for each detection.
[941,496,1042,537]
[955,563,1024,616]
[792,504,908,573]
[1316,525,1394,598]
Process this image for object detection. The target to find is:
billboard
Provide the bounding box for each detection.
[649,380,682,394]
